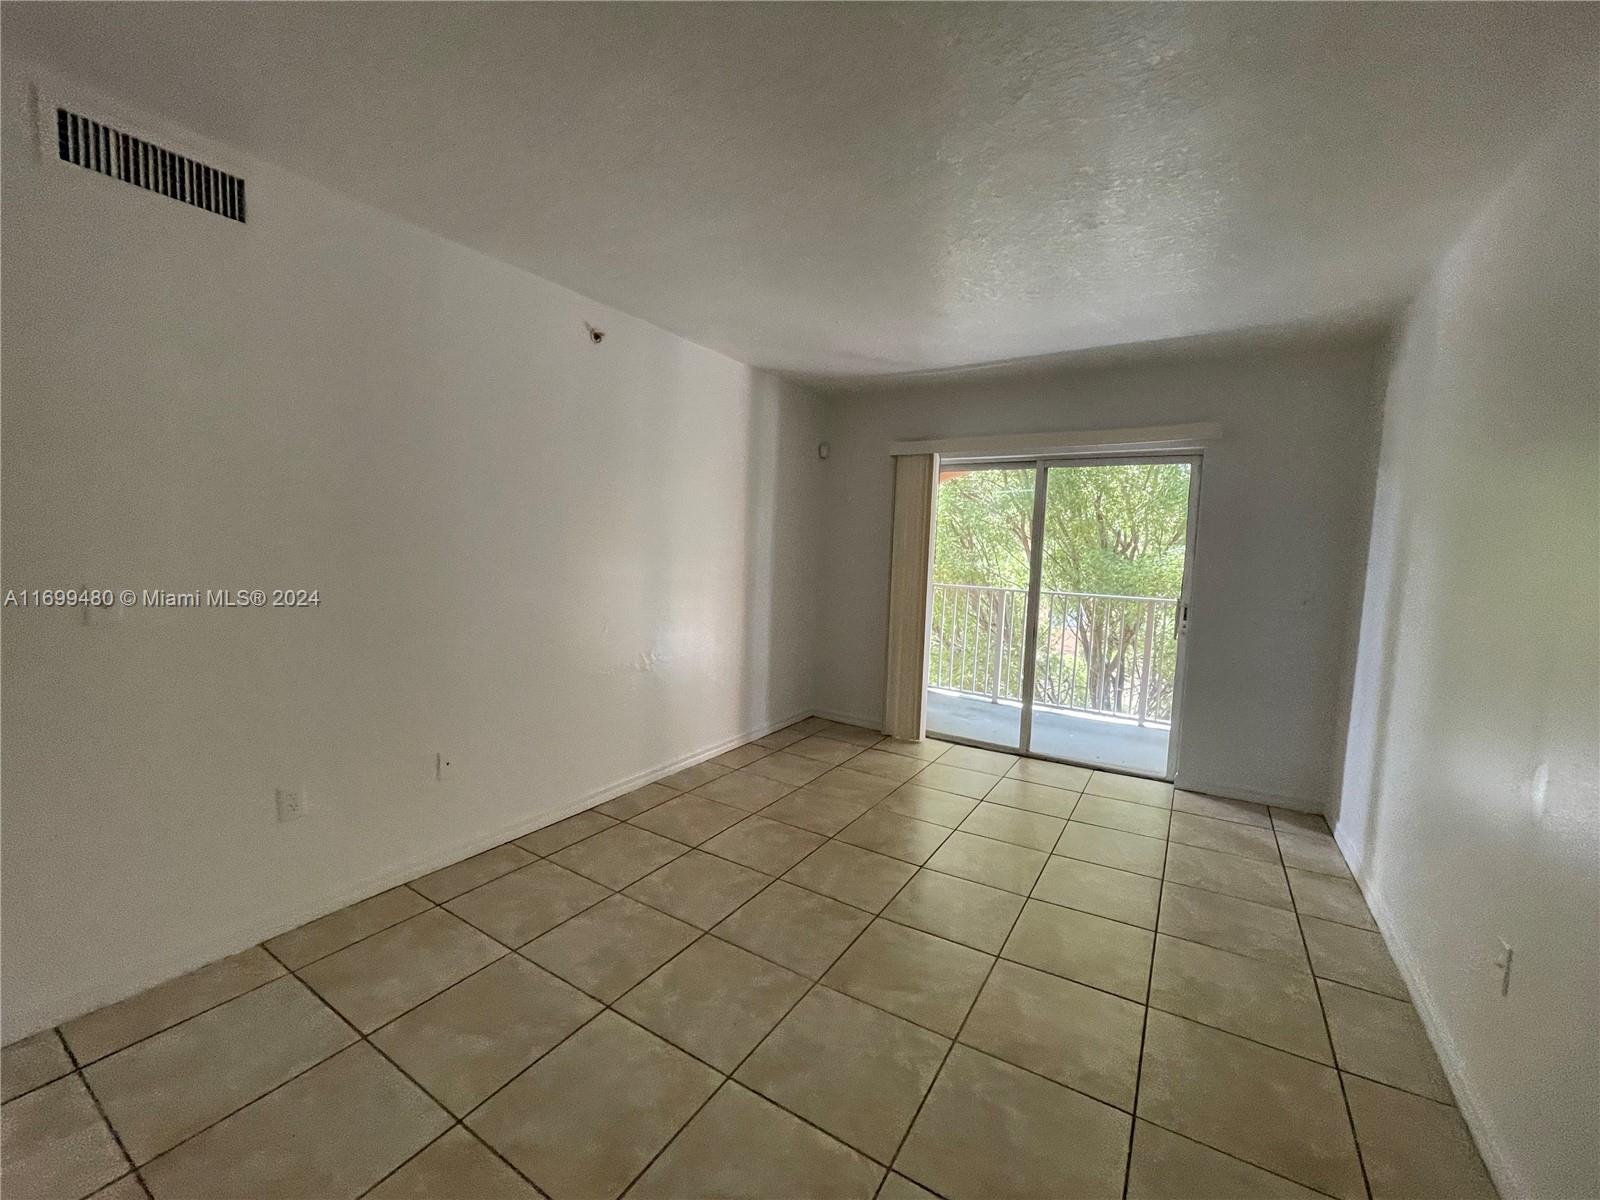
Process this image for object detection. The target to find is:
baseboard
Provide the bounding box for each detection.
[10,706,813,1041]
[1331,823,1518,1199]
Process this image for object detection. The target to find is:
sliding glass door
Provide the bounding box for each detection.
[925,454,1199,778]
[923,462,1037,752]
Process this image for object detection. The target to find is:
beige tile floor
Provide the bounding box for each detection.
[1,717,1499,1200]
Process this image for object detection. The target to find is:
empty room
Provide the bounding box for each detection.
[1,4,1596,1199]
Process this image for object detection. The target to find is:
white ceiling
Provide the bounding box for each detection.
[5,3,1595,381]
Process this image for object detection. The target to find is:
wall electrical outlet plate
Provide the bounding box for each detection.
[275,787,307,822]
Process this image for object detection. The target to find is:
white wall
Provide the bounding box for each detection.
[815,336,1384,810]
[1334,108,1599,1200]
[0,63,824,1041]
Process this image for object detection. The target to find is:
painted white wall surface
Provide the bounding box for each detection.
[1333,108,1599,1200]
[0,63,824,1041]
[814,337,1384,811]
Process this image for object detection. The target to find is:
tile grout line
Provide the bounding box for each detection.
[378,1048,568,1200]
[1121,794,1169,1200]
[1282,823,1375,1200]
[1295,967,1425,1006]
[52,1029,153,1200]
[2,728,914,1195]
[8,728,959,1049]
[1137,836,1447,1080]
[286,943,569,1200]
[17,893,473,1196]
[878,828,1039,1197]
[264,935,571,1199]
[33,725,1381,1200]
[439,742,1381,1193]
[1115,794,1367,1199]
[431,871,810,1191]
[454,1124,555,1200]
[851,830,956,1196]
[589,799,1355,1197]
[784,851,967,1186]
[637,791,996,1176]
[350,1126,460,1200]
[82,792,1242,1045]
[608,859,920,1198]
[1132,1116,1350,1200]
[736,780,1350,960]
[130,790,1348,1196]
[54,964,294,1073]
[609,792,1359,1102]
[443,876,616,953]
[266,881,442,972]
[0,1030,78,1108]
[462,816,914,1198]
[94,937,544,1195]
[62,812,572,1061]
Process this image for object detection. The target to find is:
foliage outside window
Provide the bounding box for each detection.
[930,463,1189,723]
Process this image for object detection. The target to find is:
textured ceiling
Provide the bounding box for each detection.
[5,3,1595,380]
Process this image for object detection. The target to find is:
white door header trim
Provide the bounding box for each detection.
[888,422,1222,460]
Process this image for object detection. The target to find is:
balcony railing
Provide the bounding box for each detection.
[929,582,1179,727]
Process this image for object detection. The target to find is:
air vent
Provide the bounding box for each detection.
[55,107,245,224]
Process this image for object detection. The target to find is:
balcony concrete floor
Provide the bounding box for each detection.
[926,689,1170,777]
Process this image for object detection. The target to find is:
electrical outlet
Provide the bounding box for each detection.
[436,752,456,782]
[275,787,307,823]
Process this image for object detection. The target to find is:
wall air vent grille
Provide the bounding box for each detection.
[55,107,245,224]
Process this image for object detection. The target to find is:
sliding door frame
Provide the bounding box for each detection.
[1164,452,1203,780]
[1014,465,1050,753]
[928,450,1203,781]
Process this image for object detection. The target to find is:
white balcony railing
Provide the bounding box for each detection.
[929,582,1179,727]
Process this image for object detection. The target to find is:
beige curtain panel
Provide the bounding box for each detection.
[882,452,939,740]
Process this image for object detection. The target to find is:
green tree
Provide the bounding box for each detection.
[931,463,1189,719]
